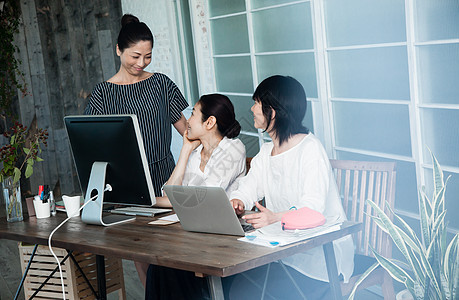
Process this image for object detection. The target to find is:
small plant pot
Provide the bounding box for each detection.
[396,289,414,300]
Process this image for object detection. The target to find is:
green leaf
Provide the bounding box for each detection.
[386,202,423,250]
[397,226,421,255]
[405,244,426,285]
[36,157,44,162]
[440,272,450,299]
[419,190,431,247]
[371,247,416,295]
[25,163,33,178]
[430,150,444,198]
[367,200,417,271]
[13,167,20,184]
[433,186,446,219]
[417,241,442,297]
[372,216,389,234]
[347,261,380,300]
[27,158,34,166]
[23,147,30,155]
[444,234,458,298]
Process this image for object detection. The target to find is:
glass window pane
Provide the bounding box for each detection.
[333,102,412,156]
[228,95,257,133]
[214,57,253,93]
[415,0,459,41]
[251,0,298,9]
[239,134,260,158]
[252,3,313,52]
[417,44,459,105]
[324,0,406,47]
[209,0,245,17]
[211,15,250,55]
[329,47,410,100]
[420,108,459,168]
[256,53,318,98]
[424,168,459,231]
[336,151,418,214]
[303,101,314,134]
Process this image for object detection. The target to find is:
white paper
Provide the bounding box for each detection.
[159,214,179,222]
[238,216,342,248]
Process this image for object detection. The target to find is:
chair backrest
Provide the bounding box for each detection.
[246,157,253,174]
[330,159,396,258]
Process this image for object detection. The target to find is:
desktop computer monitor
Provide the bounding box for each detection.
[64,114,156,226]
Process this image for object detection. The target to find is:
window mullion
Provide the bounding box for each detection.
[311,0,334,156]
[245,0,264,148]
[405,0,425,189]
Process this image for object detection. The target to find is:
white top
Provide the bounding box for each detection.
[231,134,354,282]
[182,137,246,196]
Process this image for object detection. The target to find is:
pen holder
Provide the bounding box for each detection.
[33,195,50,219]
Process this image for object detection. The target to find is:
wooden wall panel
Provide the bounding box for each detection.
[11,0,122,198]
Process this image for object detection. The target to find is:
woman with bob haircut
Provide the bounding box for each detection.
[226,75,354,299]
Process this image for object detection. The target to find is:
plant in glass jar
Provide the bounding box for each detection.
[0,122,48,221]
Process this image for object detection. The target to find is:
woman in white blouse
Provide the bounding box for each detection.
[226,75,354,299]
[138,93,246,288]
[155,93,246,207]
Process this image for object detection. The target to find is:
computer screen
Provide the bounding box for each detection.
[65,114,156,226]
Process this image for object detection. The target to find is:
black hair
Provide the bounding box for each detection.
[117,14,154,52]
[252,75,309,145]
[198,94,241,139]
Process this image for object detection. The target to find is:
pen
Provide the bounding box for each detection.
[38,185,45,203]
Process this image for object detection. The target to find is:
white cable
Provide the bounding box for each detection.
[47,184,112,300]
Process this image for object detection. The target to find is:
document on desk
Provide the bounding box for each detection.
[238,216,342,248]
[148,214,179,225]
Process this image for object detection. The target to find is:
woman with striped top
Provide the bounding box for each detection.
[84,14,188,197]
[85,14,187,290]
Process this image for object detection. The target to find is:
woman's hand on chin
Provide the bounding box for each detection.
[182,130,201,152]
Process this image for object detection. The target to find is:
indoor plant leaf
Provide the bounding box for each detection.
[25,163,33,178]
[13,167,21,184]
[347,261,380,300]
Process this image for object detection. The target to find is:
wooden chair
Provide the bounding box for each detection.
[329,159,396,299]
[245,157,253,174]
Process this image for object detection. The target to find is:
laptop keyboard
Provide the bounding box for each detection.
[242,224,255,232]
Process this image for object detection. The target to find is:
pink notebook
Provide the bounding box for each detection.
[281,207,326,230]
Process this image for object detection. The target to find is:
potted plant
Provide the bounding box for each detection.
[349,152,458,300]
[0,122,48,221]
[0,0,28,117]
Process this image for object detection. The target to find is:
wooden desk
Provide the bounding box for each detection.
[0,214,361,299]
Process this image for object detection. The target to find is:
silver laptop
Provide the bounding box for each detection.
[163,185,253,236]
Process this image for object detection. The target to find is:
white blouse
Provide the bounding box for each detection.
[182,137,246,196]
[230,133,354,282]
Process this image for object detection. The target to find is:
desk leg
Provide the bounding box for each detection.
[207,276,224,300]
[96,255,107,300]
[323,242,341,300]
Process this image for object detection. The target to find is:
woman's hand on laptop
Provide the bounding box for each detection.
[242,202,283,229]
[230,199,245,216]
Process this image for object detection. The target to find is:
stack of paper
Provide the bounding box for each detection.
[239,216,342,248]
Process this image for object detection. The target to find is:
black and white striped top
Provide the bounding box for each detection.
[84,73,189,195]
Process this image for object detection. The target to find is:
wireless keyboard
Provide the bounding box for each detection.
[110,207,172,217]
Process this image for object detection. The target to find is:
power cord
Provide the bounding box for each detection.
[48,184,112,300]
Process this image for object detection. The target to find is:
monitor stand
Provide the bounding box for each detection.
[81,162,135,226]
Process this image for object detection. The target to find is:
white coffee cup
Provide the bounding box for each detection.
[33,195,51,219]
[62,195,81,218]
